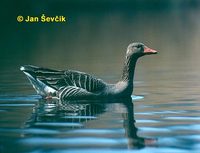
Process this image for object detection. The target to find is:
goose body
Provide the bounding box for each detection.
[21,43,157,100]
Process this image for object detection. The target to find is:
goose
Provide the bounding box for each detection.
[20,42,157,100]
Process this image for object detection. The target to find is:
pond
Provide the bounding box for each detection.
[1,3,200,153]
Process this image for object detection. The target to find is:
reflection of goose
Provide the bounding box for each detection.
[25,99,106,129]
[25,98,156,149]
[20,43,157,100]
[122,98,156,149]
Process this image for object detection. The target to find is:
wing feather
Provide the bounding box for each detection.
[23,66,107,93]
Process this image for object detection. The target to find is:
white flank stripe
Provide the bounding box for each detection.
[59,87,70,97]
[78,74,81,87]
[88,76,91,91]
[66,88,77,97]
[71,73,76,87]
[84,75,87,89]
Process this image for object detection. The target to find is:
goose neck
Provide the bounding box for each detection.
[121,55,138,83]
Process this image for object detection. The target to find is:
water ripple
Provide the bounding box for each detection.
[0,128,59,135]
[34,122,83,127]
[28,148,191,153]
[69,129,125,135]
[0,95,40,102]
[20,137,127,146]
[0,103,35,107]
[62,116,97,119]
[165,117,200,120]
[131,95,144,100]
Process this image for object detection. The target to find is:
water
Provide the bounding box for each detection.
[1,2,200,153]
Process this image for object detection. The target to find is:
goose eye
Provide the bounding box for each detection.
[133,45,140,49]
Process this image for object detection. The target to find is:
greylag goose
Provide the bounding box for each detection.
[20,42,157,100]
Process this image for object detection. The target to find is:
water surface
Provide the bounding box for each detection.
[1,3,200,153]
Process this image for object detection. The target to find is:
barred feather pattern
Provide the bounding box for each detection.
[58,86,95,100]
[29,68,106,98]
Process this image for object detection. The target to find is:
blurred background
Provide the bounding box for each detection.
[0,0,200,93]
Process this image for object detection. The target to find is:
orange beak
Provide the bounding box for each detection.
[144,46,158,55]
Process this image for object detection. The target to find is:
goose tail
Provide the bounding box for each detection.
[20,65,56,96]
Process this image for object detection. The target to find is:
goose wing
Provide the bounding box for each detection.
[21,65,107,94]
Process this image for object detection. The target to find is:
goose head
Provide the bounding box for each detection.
[126,42,158,59]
